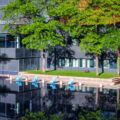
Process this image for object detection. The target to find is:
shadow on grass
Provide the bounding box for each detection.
[99,72,104,76]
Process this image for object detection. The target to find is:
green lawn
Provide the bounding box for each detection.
[26,70,119,79]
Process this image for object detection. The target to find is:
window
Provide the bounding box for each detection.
[103,60,109,69]
[80,59,82,67]
[47,58,51,68]
[6,35,16,48]
[0,33,6,48]
[99,60,102,68]
[6,104,15,117]
[73,59,79,67]
[0,34,17,48]
[110,60,117,69]
[31,58,38,70]
[86,59,90,68]
[0,103,5,116]
[19,59,24,71]
[82,59,86,68]
[73,59,76,67]
[80,59,86,68]
[65,58,69,67]
[59,59,61,67]
[61,58,65,67]
[90,59,94,68]
[69,59,73,67]
[19,58,39,71]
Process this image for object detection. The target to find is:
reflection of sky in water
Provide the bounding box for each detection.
[0,78,118,119]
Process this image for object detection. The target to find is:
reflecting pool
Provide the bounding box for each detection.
[0,77,119,120]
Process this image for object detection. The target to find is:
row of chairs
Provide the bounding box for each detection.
[15,75,75,91]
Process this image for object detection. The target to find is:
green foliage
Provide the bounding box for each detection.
[19,20,64,50]
[79,110,103,120]
[22,110,48,120]
[22,110,63,120]
[102,28,120,52]
[22,110,118,120]
[50,114,64,120]
[80,31,103,55]
[1,0,64,50]
[78,110,117,120]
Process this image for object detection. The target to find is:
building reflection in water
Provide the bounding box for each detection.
[0,78,118,120]
[0,79,41,119]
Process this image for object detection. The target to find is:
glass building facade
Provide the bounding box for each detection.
[58,58,117,69]
[0,0,118,74]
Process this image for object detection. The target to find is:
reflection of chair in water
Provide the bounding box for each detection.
[32,76,38,87]
[67,79,74,91]
[67,85,74,91]
[49,78,56,90]
[15,75,22,86]
[50,84,56,90]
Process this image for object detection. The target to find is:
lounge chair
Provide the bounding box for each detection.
[32,76,38,82]
[50,77,56,83]
[68,79,74,85]
[32,76,39,88]
[49,78,57,90]
[15,75,22,86]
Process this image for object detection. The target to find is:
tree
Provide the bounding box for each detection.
[102,28,120,75]
[22,111,48,120]
[22,110,117,120]
[1,0,64,72]
[49,0,120,76]
[22,110,63,120]
[89,0,120,75]
[48,0,103,75]
[80,31,103,76]
[78,110,116,120]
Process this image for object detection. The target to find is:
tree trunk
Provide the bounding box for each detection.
[42,49,46,73]
[117,48,120,76]
[96,54,99,76]
[54,47,57,70]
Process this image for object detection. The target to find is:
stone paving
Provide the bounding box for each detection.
[1,72,119,90]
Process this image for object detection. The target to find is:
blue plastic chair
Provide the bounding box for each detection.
[32,76,38,88]
[16,75,22,81]
[32,76,38,82]
[68,79,74,85]
[49,78,57,90]
[16,82,22,86]
[50,84,56,90]
[50,78,56,83]
[16,75,22,86]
